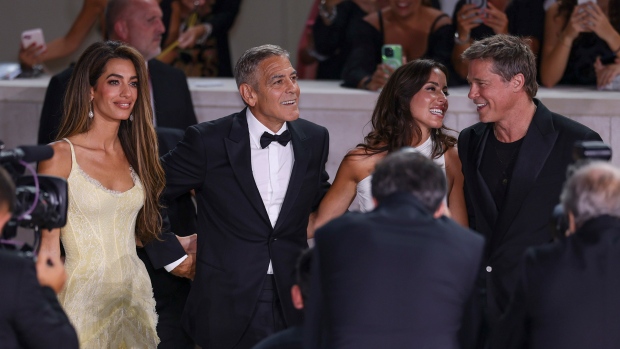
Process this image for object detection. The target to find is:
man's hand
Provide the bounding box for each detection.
[177,233,197,254]
[35,252,66,294]
[171,253,196,280]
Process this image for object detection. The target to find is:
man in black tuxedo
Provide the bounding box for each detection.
[305,150,485,349]
[37,0,197,145]
[458,34,602,327]
[492,161,620,349]
[161,44,331,349]
[0,167,79,349]
[36,0,198,347]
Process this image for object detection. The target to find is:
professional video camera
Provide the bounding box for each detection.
[0,140,68,251]
[550,141,612,239]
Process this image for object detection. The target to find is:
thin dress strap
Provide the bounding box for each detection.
[378,10,384,36]
[61,138,77,168]
[430,13,449,32]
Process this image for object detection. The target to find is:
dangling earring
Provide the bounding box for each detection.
[129,114,134,122]
[88,101,94,118]
[435,128,440,136]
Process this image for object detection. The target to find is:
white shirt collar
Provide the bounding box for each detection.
[246,109,289,148]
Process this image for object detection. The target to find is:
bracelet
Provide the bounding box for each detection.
[454,31,471,46]
[195,23,212,46]
[319,0,337,22]
[361,76,372,90]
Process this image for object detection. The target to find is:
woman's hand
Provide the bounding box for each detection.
[455,4,484,40]
[594,56,620,88]
[19,43,46,70]
[365,63,395,91]
[483,2,509,34]
[582,2,618,41]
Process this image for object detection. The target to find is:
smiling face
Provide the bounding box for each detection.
[90,58,138,122]
[121,0,165,60]
[389,0,421,17]
[467,59,516,124]
[410,67,449,140]
[241,55,300,132]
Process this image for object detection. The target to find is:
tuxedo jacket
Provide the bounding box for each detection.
[491,215,620,349]
[161,109,331,349]
[0,250,79,349]
[37,59,197,144]
[305,193,485,349]
[458,99,601,322]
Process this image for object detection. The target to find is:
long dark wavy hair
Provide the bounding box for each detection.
[557,0,620,32]
[357,59,457,159]
[57,41,165,244]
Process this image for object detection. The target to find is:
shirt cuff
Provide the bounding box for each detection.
[164,254,188,272]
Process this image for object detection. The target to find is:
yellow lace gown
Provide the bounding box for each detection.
[58,139,159,348]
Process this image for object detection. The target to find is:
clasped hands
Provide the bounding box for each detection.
[171,234,197,280]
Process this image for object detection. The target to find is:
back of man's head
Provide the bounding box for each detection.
[561,161,620,228]
[371,149,446,212]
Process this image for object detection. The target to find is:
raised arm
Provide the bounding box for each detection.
[444,147,468,227]
[540,3,580,87]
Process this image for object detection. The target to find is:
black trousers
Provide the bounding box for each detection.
[234,275,286,349]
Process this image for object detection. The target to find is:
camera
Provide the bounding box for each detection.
[0,140,68,251]
[549,141,612,239]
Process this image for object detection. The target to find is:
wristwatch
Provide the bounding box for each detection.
[454,31,471,45]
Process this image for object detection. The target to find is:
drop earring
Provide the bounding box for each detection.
[129,114,134,122]
[88,101,94,118]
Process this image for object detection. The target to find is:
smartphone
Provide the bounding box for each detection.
[381,45,403,70]
[577,0,593,5]
[466,0,487,8]
[21,28,46,52]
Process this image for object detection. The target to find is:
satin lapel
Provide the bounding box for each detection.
[466,124,498,237]
[492,102,558,248]
[273,121,311,232]
[224,111,271,227]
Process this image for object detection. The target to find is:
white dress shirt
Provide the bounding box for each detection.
[247,109,294,274]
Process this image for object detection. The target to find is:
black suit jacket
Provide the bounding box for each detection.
[37,59,197,144]
[161,109,331,349]
[0,250,79,349]
[304,193,485,349]
[458,99,602,323]
[491,215,620,349]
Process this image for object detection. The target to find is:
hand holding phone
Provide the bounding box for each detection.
[381,45,403,70]
[21,28,46,54]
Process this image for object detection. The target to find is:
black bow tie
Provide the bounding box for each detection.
[260,130,291,149]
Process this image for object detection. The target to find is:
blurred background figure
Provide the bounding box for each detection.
[158,0,241,77]
[342,0,454,90]
[540,0,620,88]
[451,0,545,83]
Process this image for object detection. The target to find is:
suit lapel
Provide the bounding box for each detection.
[274,120,311,232]
[492,101,558,248]
[466,123,499,237]
[224,110,271,227]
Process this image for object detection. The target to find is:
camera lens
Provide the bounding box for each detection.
[384,47,394,57]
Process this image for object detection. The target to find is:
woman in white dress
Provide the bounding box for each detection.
[311,59,467,234]
[38,41,164,348]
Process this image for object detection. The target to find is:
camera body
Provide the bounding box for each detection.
[0,141,68,246]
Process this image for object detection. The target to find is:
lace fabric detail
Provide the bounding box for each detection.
[59,138,159,348]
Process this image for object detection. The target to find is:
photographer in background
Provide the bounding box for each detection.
[492,160,620,349]
[0,166,78,349]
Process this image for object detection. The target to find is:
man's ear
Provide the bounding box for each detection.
[511,73,525,92]
[290,284,304,310]
[114,20,129,42]
[239,83,257,107]
[433,201,450,219]
[0,207,11,233]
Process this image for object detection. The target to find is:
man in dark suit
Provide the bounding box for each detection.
[37,0,198,145]
[0,167,79,349]
[492,161,620,349]
[459,34,602,326]
[161,44,331,349]
[305,150,485,349]
[36,0,198,347]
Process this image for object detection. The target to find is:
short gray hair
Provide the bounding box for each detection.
[104,0,132,40]
[462,34,538,99]
[234,44,289,88]
[560,161,620,228]
[371,149,446,212]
